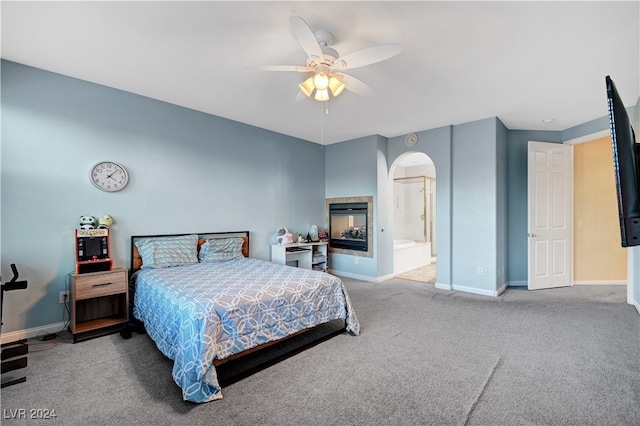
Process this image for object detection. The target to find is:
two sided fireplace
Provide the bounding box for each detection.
[329,202,368,252]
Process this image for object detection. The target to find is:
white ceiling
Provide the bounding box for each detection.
[2,1,639,145]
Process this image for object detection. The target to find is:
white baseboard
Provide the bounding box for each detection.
[377,273,397,282]
[435,283,503,297]
[507,280,626,288]
[451,284,499,297]
[435,282,452,291]
[496,282,508,296]
[627,284,640,314]
[329,270,378,283]
[1,322,67,344]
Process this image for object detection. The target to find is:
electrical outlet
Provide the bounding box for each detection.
[477,267,484,276]
[59,291,69,304]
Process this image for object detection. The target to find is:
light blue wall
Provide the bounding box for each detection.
[324,134,394,280]
[451,118,499,293]
[389,119,506,295]
[325,135,378,278]
[376,135,394,277]
[562,116,609,142]
[1,60,326,333]
[496,119,509,289]
[388,126,453,287]
[506,130,563,283]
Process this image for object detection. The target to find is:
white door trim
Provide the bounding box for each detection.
[527,141,574,290]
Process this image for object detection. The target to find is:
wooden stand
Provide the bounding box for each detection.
[70,268,129,343]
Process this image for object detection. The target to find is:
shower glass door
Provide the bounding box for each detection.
[394,176,427,242]
[393,176,436,252]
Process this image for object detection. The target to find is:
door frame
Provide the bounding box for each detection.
[564,130,636,308]
[527,141,574,290]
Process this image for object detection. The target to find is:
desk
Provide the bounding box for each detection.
[271,242,328,271]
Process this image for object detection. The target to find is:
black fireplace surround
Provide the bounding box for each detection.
[329,202,368,251]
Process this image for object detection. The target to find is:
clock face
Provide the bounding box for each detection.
[405,133,418,146]
[90,161,129,192]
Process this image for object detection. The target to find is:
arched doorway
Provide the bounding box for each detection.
[392,152,436,283]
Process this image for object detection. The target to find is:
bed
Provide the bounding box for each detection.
[129,231,359,402]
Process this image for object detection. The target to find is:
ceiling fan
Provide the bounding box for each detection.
[259,16,401,102]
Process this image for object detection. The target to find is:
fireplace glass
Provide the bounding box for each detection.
[329,202,368,251]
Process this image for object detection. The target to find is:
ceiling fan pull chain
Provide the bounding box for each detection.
[320,102,324,144]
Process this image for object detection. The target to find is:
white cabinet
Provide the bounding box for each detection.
[271,242,328,271]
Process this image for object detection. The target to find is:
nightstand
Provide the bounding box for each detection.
[70,268,129,343]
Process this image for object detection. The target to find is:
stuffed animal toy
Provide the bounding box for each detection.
[276,227,293,245]
[97,214,114,229]
[79,215,97,229]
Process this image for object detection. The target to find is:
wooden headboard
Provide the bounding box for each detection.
[130,231,250,273]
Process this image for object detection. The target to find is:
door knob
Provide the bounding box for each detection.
[528,233,537,237]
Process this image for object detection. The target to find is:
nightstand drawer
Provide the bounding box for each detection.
[73,270,126,300]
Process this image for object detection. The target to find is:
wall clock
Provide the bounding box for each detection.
[405,133,418,146]
[90,161,129,192]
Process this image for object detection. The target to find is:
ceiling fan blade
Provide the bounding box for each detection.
[339,74,375,98]
[290,16,323,60]
[256,65,313,72]
[331,43,401,71]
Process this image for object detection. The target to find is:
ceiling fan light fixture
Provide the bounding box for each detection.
[299,76,315,97]
[314,88,330,102]
[328,76,345,97]
[313,72,330,90]
[262,16,402,104]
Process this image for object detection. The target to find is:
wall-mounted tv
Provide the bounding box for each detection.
[606,75,640,247]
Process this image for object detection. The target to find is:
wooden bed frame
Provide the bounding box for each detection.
[128,231,345,376]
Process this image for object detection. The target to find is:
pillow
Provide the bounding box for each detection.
[135,234,199,269]
[198,237,244,263]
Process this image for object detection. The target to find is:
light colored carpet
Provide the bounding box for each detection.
[1,279,638,426]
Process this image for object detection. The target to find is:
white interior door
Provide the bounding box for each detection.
[528,141,573,290]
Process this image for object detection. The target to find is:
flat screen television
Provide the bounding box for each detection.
[606,75,640,247]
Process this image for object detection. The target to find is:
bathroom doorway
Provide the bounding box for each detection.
[393,152,436,283]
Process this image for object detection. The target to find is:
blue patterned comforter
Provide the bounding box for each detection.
[133,258,359,402]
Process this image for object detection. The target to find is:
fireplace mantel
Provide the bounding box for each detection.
[325,196,373,258]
